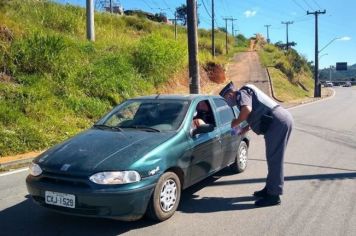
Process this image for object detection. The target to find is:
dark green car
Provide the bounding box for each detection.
[26,95,249,221]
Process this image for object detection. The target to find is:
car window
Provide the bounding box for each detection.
[191,100,216,130]
[106,102,139,127]
[100,100,190,131]
[213,98,235,126]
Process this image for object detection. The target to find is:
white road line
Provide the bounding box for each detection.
[288,88,336,110]
[0,167,29,177]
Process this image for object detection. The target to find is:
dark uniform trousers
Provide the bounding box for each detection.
[264,106,293,195]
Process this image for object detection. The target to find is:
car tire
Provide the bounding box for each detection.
[230,140,248,173]
[145,172,181,222]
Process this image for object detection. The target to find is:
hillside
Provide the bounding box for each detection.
[0,1,313,157]
[0,0,244,156]
[257,36,315,102]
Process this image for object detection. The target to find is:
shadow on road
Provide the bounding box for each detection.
[0,195,155,236]
[178,169,256,213]
[1,170,355,235]
[250,158,356,172]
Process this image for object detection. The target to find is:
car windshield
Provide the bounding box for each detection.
[97,99,190,132]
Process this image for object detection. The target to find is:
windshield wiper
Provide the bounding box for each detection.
[93,124,123,132]
[118,125,160,132]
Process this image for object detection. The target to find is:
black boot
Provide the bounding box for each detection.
[255,194,281,207]
[253,187,268,198]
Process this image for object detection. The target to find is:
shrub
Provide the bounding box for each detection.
[133,34,187,86]
[41,2,82,34]
[11,33,66,74]
[78,53,153,104]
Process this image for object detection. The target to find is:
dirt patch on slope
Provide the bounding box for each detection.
[158,63,226,95]
[203,62,226,84]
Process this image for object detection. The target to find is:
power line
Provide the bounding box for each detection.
[302,0,315,10]
[141,0,154,10]
[312,0,322,9]
[201,0,212,19]
[220,0,229,17]
[148,0,160,9]
[292,0,307,12]
[162,0,175,15]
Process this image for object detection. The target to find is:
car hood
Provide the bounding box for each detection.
[37,129,175,175]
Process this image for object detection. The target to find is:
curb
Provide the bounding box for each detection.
[265,67,284,103]
[0,157,34,169]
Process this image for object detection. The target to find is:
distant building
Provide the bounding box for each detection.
[96,0,123,15]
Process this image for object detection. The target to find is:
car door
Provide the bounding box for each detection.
[188,99,222,185]
[212,98,240,168]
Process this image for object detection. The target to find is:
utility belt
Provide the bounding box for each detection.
[259,105,280,134]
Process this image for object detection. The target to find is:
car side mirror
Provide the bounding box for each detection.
[192,124,214,137]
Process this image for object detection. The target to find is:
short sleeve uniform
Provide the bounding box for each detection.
[236,89,253,110]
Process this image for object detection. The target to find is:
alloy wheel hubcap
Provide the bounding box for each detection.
[238,145,247,169]
[160,179,177,212]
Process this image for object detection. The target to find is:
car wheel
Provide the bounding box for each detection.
[230,141,248,173]
[146,172,181,222]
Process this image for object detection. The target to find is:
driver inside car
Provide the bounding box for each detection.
[192,101,213,129]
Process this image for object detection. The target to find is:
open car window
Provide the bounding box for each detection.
[191,100,216,130]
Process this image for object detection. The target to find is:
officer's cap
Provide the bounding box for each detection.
[219,81,235,97]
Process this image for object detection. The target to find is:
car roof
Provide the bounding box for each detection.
[131,94,222,101]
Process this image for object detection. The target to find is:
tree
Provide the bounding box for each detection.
[218,27,227,33]
[176,4,187,26]
[175,3,200,26]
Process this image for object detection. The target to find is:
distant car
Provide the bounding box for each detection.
[26,95,249,222]
[325,82,333,87]
[343,82,352,87]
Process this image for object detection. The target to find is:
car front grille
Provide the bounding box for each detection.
[40,171,91,189]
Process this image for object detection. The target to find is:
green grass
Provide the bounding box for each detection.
[258,43,314,102]
[0,0,245,156]
[269,68,314,102]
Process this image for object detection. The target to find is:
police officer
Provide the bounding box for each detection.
[220,82,293,207]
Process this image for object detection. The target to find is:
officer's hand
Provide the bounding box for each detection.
[240,126,251,135]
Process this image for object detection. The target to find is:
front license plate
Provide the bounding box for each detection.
[45,191,75,208]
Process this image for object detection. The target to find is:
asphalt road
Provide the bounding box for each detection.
[1,87,356,236]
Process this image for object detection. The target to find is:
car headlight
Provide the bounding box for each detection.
[29,162,42,177]
[89,171,141,185]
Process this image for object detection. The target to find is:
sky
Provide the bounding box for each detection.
[55,0,356,69]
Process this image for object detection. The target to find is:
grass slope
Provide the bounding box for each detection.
[0,0,245,156]
[259,43,314,101]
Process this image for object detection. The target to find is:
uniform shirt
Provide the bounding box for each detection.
[236,89,253,110]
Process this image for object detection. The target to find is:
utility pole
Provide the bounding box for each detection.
[223,18,229,54]
[223,17,237,54]
[211,0,215,57]
[169,12,178,40]
[174,11,177,40]
[307,10,326,97]
[281,21,293,50]
[187,0,200,94]
[230,18,237,37]
[264,24,271,43]
[234,30,239,45]
[109,0,113,13]
[86,0,95,41]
